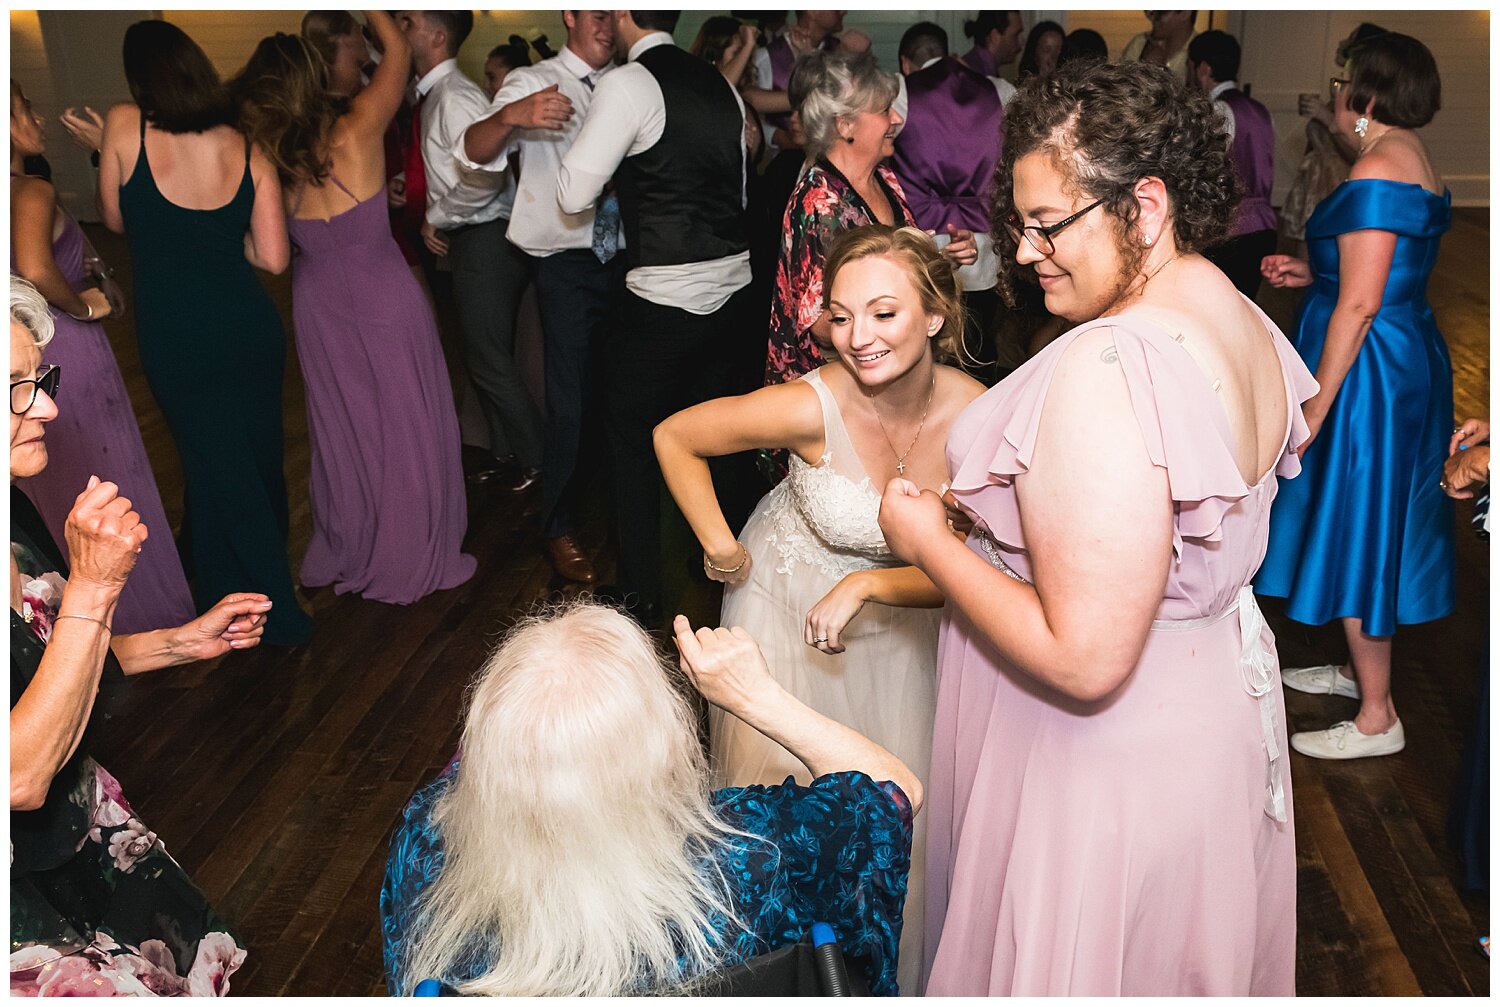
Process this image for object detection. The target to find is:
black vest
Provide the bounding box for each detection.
[615,44,749,268]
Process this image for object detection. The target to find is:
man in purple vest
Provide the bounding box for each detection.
[1188,30,1278,299]
[751,10,844,151]
[892,21,1007,383]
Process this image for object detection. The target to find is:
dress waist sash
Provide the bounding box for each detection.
[971,529,1287,822]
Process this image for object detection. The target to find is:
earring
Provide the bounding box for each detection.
[1354,116,1369,138]
[1144,234,1154,247]
[844,134,855,144]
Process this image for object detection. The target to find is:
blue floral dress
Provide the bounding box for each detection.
[380,761,913,995]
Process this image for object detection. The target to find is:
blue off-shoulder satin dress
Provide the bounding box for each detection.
[1257,179,1456,637]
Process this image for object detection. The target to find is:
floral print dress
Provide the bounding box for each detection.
[10,490,245,996]
[381,760,914,995]
[764,159,916,386]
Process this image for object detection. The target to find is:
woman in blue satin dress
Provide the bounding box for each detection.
[1258,32,1454,760]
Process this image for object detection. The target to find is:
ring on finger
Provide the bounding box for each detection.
[813,636,828,644]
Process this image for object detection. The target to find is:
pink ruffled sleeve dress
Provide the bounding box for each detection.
[922,305,1317,995]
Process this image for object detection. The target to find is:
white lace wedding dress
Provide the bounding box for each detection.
[716,367,939,994]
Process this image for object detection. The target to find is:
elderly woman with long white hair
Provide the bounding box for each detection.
[9,276,270,995]
[380,603,922,996]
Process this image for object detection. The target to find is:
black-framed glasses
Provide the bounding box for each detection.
[1004,198,1105,256]
[11,364,59,415]
[1329,76,1349,101]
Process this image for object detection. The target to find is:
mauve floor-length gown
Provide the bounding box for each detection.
[14,211,196,634]
[287,176,474,604]
[923,304,1315,995]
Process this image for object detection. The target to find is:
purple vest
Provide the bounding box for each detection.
[960,44,998,78]
[1221,88,1277,237]
[765,34,837,132]
[891,58,1003,233]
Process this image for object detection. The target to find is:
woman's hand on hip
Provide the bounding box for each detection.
[672,615,780,718]
[878,478,949,566]
[702,541,752,585]
[805,571,869,655]
[64,476,147,591]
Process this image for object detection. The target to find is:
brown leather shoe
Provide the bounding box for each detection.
[546,534,597,584]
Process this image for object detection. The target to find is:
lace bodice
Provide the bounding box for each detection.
[759,370,899,580]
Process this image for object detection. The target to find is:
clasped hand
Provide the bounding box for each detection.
[1260,254,1313,289]
[878,477,957,565]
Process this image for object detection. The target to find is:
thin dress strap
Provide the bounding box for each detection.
[802,369,868,483]
[325,171,359,203]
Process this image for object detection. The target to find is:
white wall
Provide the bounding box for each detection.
[12,10,1490,218]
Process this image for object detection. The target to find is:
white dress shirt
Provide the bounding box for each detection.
[1209,79,1238,145]
[417,59,514,228]
[557,32,751,315]
[455,45,612,257]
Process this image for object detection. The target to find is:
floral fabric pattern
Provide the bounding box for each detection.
[765,160,916,387]
[10,508,245,997]
[381,764,913,996]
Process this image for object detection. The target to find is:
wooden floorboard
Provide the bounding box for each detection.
[76,212,1488,996]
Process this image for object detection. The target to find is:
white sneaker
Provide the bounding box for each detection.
[1281,663,1361,699]
[1291,719,1405,760]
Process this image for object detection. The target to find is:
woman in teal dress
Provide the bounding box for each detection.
[1258,32,1454,760]
[96,20,312,646]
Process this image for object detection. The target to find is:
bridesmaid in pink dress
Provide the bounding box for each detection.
[878,61,1313,995]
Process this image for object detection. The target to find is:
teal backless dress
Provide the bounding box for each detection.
[117,114,312,645]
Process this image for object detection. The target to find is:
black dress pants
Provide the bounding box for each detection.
[533,248,627,538]
[606,283,758,612]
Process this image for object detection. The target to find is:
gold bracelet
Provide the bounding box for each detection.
[704,543,748,575]
[54,612,112,633]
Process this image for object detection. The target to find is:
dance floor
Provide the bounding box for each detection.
[81,213,1488,996]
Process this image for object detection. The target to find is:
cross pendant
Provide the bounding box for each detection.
[896,461,906,475]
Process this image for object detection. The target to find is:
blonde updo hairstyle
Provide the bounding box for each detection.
[822,224,965,364]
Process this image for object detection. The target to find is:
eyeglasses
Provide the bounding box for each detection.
[1004,198,1105,256]
[1329,76,1349,101]
[11,364,60,415]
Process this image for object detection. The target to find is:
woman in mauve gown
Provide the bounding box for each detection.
[10,78,195,634]
[878,61,1310,995]
[232,11,474,605]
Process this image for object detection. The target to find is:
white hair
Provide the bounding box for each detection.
[796,49,900,159]
[398,601,750,996]
[10,276,54,347]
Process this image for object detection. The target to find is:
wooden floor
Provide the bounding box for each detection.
[79,213,1488,996]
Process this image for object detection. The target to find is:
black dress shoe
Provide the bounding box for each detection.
[505,466,542,493]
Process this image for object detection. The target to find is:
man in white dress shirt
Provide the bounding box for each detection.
[558,10,755,625]
[456,11,620,585]
[398,10,544,493]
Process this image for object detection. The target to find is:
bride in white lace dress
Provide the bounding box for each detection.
[656,226,983,992]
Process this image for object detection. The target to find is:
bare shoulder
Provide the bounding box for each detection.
[1349,136,1440,191]
[10,174,56,205]
[936,363,987,408]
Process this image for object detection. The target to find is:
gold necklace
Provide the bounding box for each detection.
[870,369,936,476]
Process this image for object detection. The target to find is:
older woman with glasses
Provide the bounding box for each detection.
[764,49,976,387]
[10,276,269,995]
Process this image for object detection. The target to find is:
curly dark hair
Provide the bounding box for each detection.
[989,59,1239,307]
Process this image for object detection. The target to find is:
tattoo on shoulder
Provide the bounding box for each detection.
[1099,344,1119,365]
